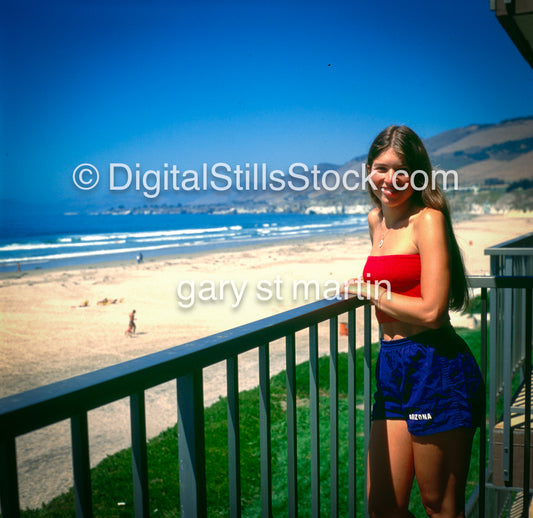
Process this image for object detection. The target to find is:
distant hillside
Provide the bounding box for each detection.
[101,116,533,215]
[307,116,533,213]
[338,116,533,186]
[425,116,533,185]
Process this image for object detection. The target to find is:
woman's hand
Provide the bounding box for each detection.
[344,277,386,303]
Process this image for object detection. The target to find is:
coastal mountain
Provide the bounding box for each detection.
[425,116,533,184]
[97,116,533,215]
[250,115,533,213]
[336,115,533,187]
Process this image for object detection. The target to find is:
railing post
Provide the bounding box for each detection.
[489,280,498,484]
[503,262,514,484]
[329,316,339,518]
[130,391,149,518]
[522,288,532,518]
[227,355,242,518]
[309,323,320,518]
[259,343,272,518]
[286,333,298,517]
[363,303,372,517]
[348,308,357,518]
[479,287,488,518]
[71,412,93,518]
[177,370,207,518]
[0,436,20,518]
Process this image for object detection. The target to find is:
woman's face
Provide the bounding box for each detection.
[368,148,415,209]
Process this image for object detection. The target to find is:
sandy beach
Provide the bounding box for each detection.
[1,213,531,509]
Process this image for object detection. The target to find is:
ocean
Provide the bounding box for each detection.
[0,212,368,272]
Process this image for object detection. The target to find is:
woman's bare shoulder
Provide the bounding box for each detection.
[412,206,445,229]
[412,207,447,252]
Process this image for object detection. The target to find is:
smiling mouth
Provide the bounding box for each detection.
[381,185,398,195]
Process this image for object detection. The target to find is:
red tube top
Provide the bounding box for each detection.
[362,254,421,323]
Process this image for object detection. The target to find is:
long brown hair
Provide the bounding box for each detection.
[366,125,469,311]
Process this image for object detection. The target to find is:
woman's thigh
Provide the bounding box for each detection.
[367,419,415,516]
[412,428,475,517]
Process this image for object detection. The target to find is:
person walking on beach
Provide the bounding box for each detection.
[127,309,136,336]
[346,126,483,517]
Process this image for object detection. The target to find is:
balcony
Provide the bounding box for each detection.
[0,234,532,517]
[490,0,533,68]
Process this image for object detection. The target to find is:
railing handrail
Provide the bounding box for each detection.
[468,275,533,289]
[483,232,533,255]
[0,293,367,441]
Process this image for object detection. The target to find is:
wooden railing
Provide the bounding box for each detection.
[1,276,532,517]
[466,276,533,518]
[0,293,371,517]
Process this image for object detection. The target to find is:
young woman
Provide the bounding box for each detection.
[346,126,483,517]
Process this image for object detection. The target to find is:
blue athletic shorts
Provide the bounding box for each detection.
[372,324,484,436]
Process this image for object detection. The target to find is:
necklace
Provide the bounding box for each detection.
[378,223,393,248]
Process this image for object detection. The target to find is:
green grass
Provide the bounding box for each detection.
[465,294,483,316]
[21,328,483,517]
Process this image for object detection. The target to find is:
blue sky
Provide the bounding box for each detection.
[1,0,532,214]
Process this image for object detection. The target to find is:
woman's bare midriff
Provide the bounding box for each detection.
[380,318,448,341]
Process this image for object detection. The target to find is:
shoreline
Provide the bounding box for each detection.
[0,226,369,280]
[4,209,524,279]
[0,212,369,275]
[1,211,529,283]
[1,212,531,509]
